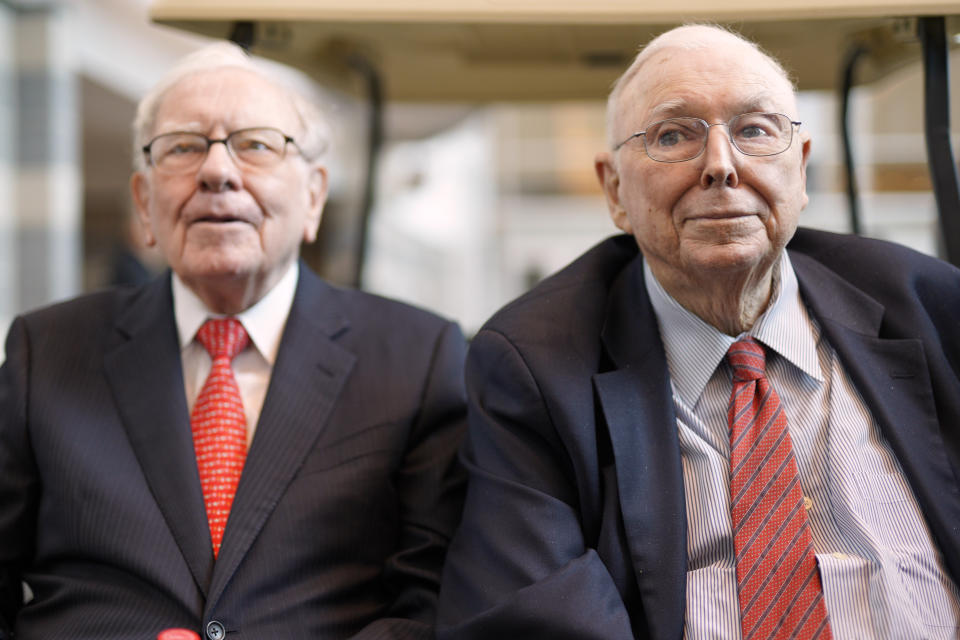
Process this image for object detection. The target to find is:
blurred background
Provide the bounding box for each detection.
[1,0,958,345]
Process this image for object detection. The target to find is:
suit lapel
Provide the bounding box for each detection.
[793,252,960,577]
[594,256,687,640]
[206,267,356,610]
[103,274,214,594]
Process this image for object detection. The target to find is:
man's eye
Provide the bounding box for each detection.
[657,129,686,147]
[234,138,278,153]
[238,140,268,151]
[738,125,769,139]
[168,141,204,155]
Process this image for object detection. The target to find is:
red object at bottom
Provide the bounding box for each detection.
[158,629,201,640]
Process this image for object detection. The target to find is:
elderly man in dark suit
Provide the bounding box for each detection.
[437,24,960,640]
[0,42,466,640]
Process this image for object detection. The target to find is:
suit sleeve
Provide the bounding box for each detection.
[350,320,468,640]
[436,328,635,639]
[0,318,39,638]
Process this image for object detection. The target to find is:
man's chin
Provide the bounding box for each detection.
[682,241,775,277]
[176,255,262,285]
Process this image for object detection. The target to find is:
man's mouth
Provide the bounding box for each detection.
[193,215,248,224]
[695,211,754,220]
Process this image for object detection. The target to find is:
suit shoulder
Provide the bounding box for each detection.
[3,284,156,371]
[789,228,960,349]
[790,227,956,273]
[483,235,638,336]
[296,266,456,332]
[309,281,463,356]
[789,227,960,292]
[339,286,456,330]
[15,286,141,334]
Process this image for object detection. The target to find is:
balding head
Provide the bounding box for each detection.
[132,42,330,172]
[605,25,796,149]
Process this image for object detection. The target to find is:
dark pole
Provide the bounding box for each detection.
[346,54,384,288]
[840,44,867,236]
[918,16,960,266]
[229,21,256,52]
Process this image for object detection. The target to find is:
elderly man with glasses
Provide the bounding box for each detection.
[437,24,960,640]
[0,42,467,640]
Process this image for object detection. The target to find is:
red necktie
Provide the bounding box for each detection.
[191,318,249,557]
[727,337,833,639]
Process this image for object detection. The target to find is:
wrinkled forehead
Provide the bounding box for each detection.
[153,67,301,134]
[616,37,797,129]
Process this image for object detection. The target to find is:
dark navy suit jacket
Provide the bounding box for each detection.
[0,264,467,640]
[437,229,960,639]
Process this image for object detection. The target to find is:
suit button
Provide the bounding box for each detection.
[205,621,225,640]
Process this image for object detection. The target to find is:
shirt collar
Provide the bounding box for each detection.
[645,251,822,407]
[172,261,300,365]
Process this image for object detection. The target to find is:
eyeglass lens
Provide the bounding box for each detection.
[643,113,794,162]
[148,128,289,173]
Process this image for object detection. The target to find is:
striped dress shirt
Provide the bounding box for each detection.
[644,253,960,639]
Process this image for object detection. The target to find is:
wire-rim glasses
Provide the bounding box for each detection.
[613,112,801,163]
[142,127,302,174]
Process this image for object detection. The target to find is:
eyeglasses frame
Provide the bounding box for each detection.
[141,127,302,172]
[612,112,802,163]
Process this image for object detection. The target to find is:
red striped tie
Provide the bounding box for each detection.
[192,318,249,558]
[727,337,832,640]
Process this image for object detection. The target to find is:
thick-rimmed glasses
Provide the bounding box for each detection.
[613,112,801,163]
[142,127,301,174]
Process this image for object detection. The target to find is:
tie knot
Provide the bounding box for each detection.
[727,336,766,382]
[196,317,249,360]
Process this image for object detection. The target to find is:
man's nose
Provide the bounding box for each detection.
[196,140,242,192]
[699,124,739,189]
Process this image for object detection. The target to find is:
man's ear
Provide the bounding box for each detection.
[798,130,812,210]
[130,172,157,247]
[302,165,328,244]
[595,151,632,234]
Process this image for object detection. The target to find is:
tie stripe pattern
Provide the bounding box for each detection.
[727,337,832,640]
[191,317,249,558]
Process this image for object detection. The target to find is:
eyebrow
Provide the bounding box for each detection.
[644,94,782,125]
[152,121,207,135]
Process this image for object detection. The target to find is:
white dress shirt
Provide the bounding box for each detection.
[644,253,960,639]
[173,262,299,446]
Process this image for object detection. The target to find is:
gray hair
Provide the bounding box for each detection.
[604,24,796,150]
[132,41,330,171]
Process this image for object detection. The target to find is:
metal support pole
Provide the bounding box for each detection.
[840,44,867,236]
[918,16,960,265]
[346,53,384,288]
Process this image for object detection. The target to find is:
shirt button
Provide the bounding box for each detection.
[206,621,225,640]
[802,496,813,511]
[832,552,848,560]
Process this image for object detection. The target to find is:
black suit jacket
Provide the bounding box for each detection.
[0,265,467,640]
[437,229,960,639]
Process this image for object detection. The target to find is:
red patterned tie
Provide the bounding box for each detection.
[192,318,249,558]
[727,337,832,639]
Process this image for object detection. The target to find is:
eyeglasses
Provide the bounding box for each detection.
[142,127,301,174]
[613,112,801,163]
